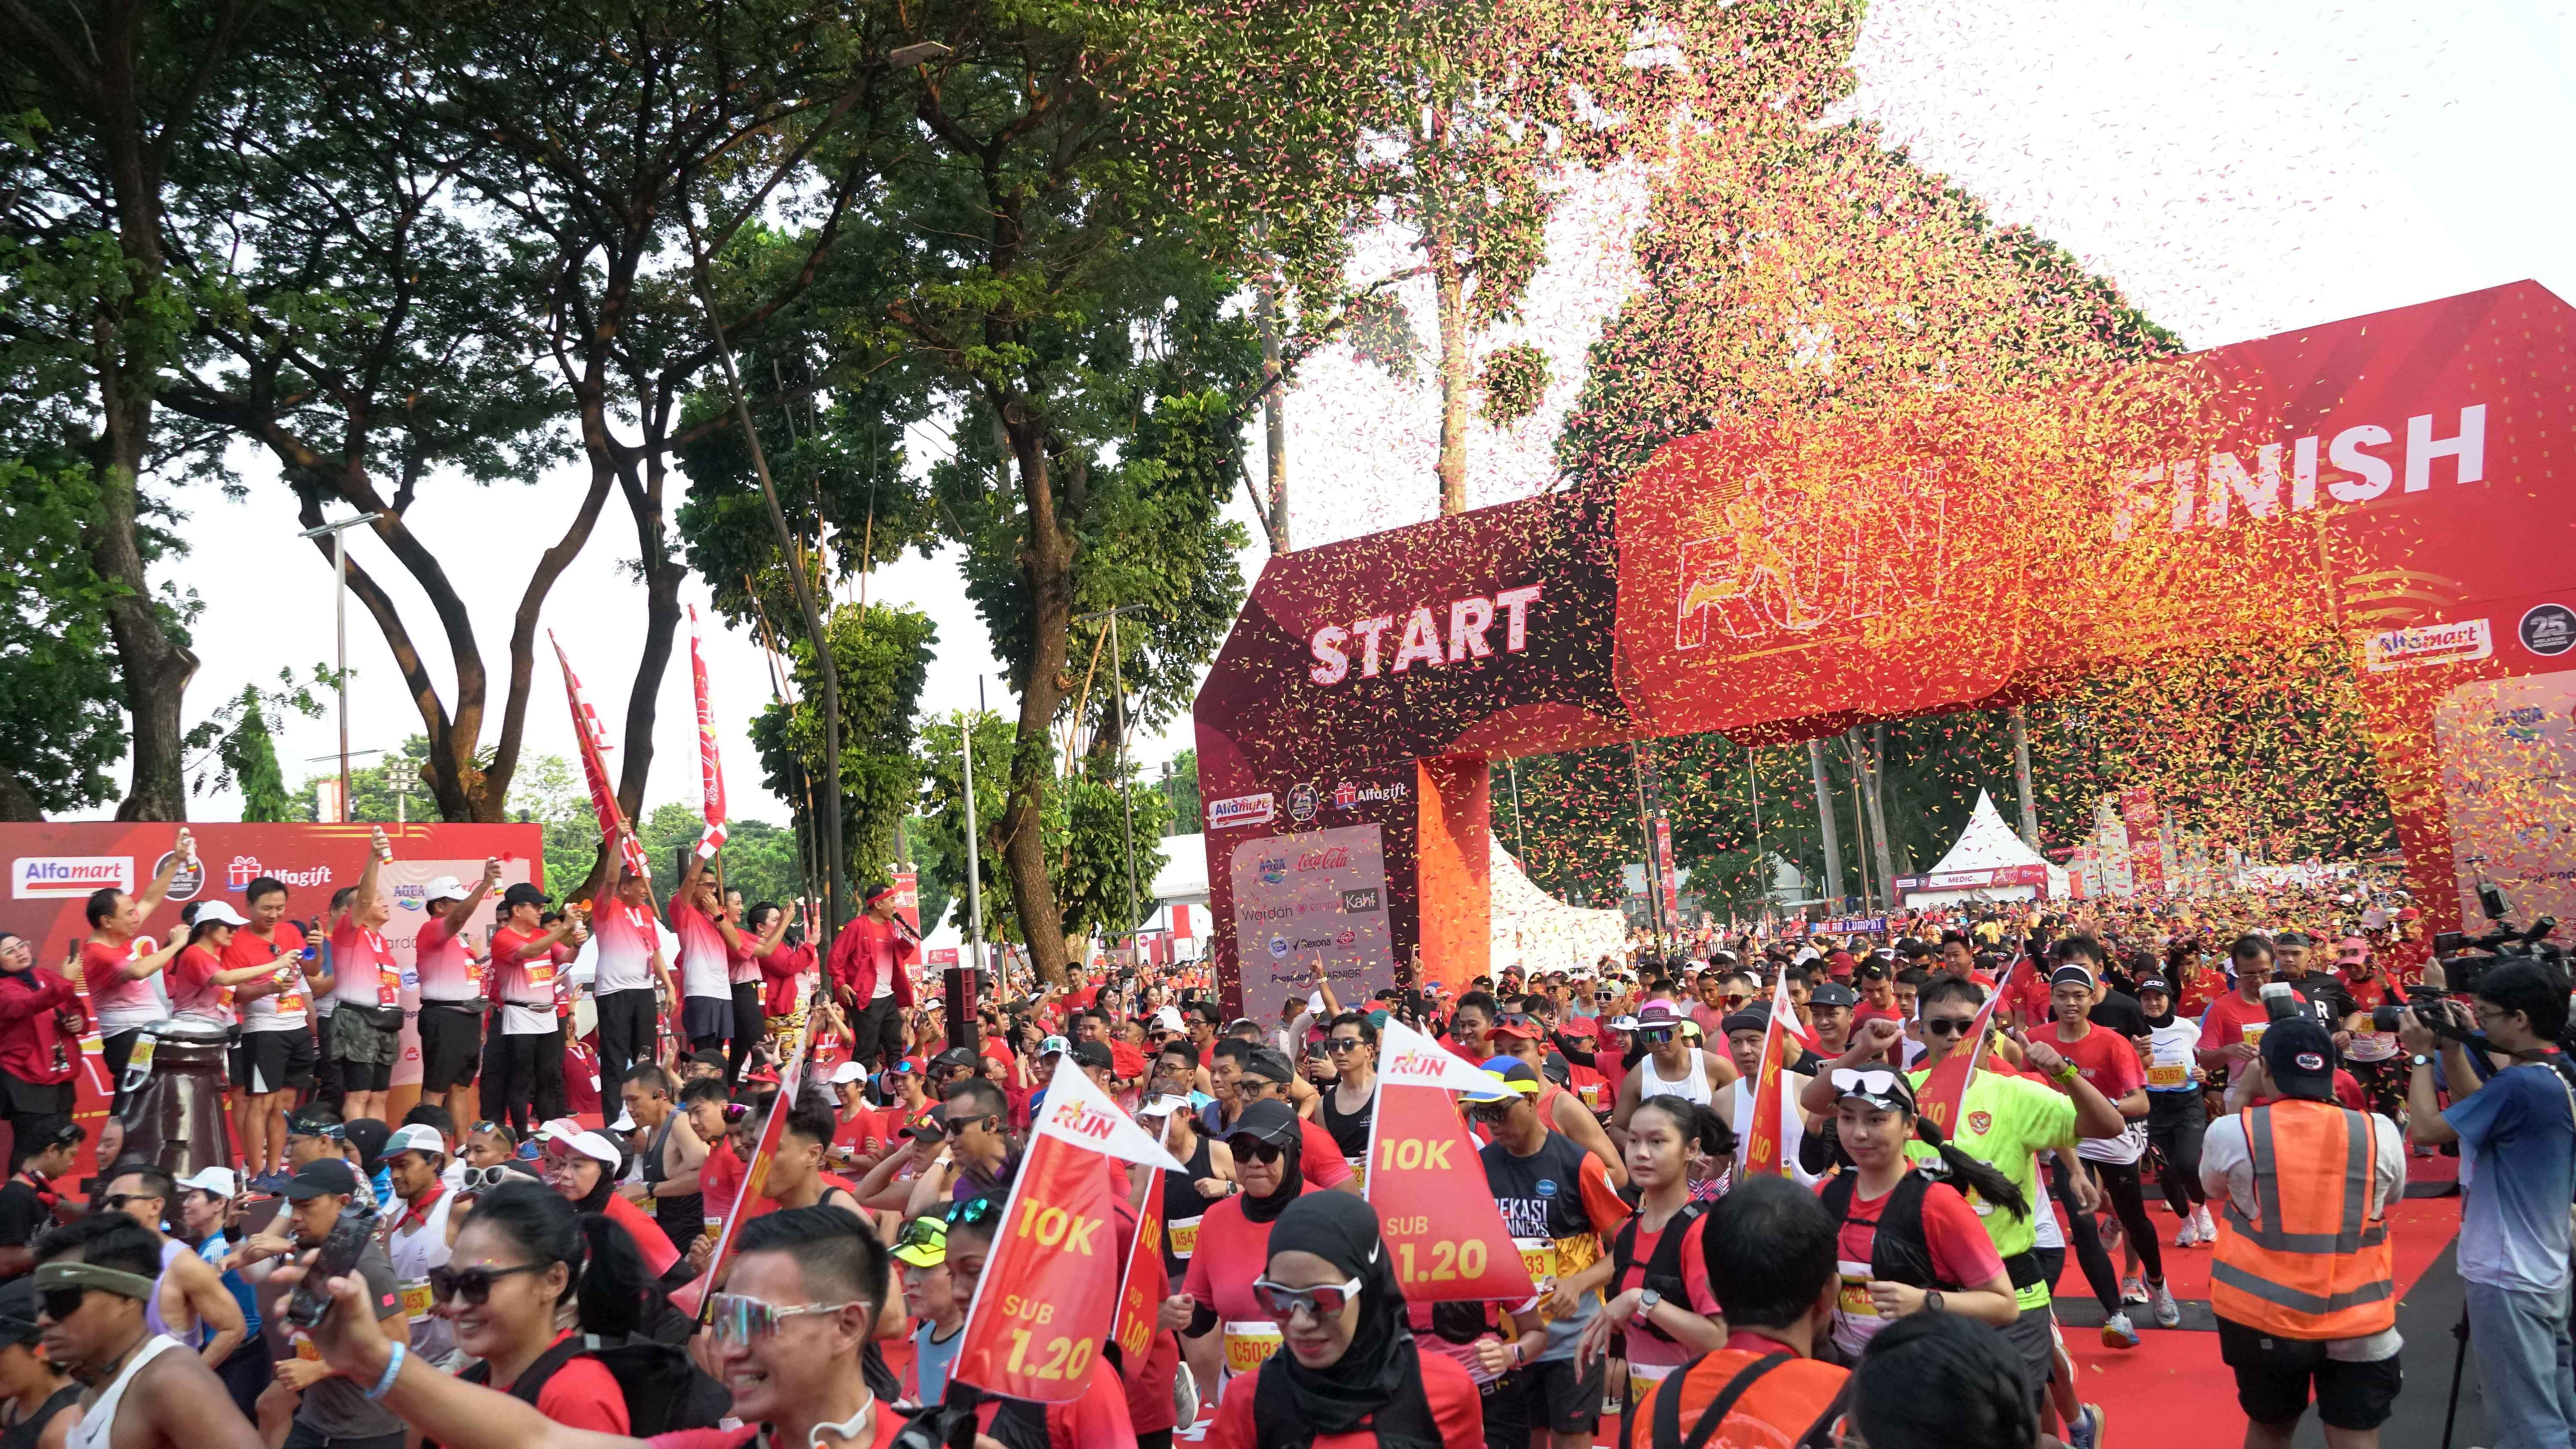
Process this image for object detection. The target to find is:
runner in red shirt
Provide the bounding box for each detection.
[2195,933,2282,1084]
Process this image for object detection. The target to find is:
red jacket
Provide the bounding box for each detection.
[0,969,79,1087]
[826,916,917,1008]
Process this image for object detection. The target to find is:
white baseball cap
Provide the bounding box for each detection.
[422,876,470,903]
[176,1166,237,1197]
[1136,1094,1191,1119]
[827,1061,870,1085]
[383,1124,447,1160]
[189,900,249,928]
[545,1130,622,1167]
[1151,1006,1186,1033]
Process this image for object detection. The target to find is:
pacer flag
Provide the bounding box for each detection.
[672,1005,814,1319]
[1365,1019,1536,1304]
[1109,1166,1166,1361]
[1915,959,2016,1138]
[687,606,728,860]
[955,1058,1183,1403]
[551,634,651,884]
[1739,971,1801,1177]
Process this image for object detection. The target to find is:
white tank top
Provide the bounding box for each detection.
[388,1191,456,1364]
[1639,1050,1714,1108]
[68,1332,181,1449]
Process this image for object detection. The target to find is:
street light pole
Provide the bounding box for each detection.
[964,677,988,974]
[1075,603,1150,958]
[297,512,385,823]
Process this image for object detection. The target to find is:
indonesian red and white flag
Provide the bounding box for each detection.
[687,606,728,860]
[671,1005,814,1319]
[551,633,650,883]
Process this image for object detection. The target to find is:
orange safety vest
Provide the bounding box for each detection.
[2210,1099,2395,1339]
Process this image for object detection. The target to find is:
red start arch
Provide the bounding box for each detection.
[1193,282,2576,1014]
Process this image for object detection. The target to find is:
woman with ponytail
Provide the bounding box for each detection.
[1570,1094,1733,1419]
[1815,1067,2021,1362]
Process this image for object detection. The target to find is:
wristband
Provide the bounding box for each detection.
[365,1342,406,1401]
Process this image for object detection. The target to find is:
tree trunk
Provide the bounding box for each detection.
[1256,281,1291,552]
[92,421,199,821]
[1862,724,1896,906]
[998,417,1074,985]
[0,773,44,823]
[2009,706,2041,848]
[611,450,685,826]
[1430,238,1470,516]
[1807,737,1844,908]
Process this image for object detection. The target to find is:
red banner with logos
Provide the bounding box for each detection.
[689,606,729,860]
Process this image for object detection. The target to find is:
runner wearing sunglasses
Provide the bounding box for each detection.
[1175,1099,1315,1412]
[1482,1016,1626,1186]
[282,1205,917,1449]
[444,1180,646,1433]
[26,1214,264,1449]
[1609,1002,1738,1154]
[1205,1190,1482,1448]
[1816,1068,2022,1358]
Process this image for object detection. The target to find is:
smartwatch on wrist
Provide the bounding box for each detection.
[1632,1288,1662,1325]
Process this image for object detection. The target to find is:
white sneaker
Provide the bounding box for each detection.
[2194,1205,2218,1241]
[2173,1217,2201,1247]
[2120,1276,2149,1306]
[2149,1279,2182,1329]
[2101,1310,2140,1349]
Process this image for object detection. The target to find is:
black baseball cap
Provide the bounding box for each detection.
[1071,1040,1114,1071]
[501,882,551,910]
[282,1158,364,1202]
[929,1046,975,1072]
[0,1279,38,1347]
[1809,982,1859,1009]
[903,1105,949,1143]
[1225,1098,1302,1149]
[2261,1017,2337,1101]
[1244,1047,1295,1084]
[1722,1006,1772,1037]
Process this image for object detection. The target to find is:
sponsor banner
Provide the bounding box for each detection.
[2118,786,2165,896]
[12,857,132,900]
[2521,604,2576,658]
[955,1061,1179,1402]
[1230,824,1396,1003]
[1818,915,1889,934]
[688,606,729,859]
[2364,618,2493,672]
[1363,1021,1535,1305]
[1206,792,1275,830]
[1890,866,2050,893]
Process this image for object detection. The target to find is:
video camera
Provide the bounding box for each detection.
[2371,879,2563,1041]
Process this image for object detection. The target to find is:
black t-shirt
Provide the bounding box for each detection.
[0,1179,45,1259]
[2089,990,2148,1038]
[2285,975,2356,1027]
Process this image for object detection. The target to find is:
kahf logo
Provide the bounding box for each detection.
[2521,603,2576,658]
[11,857,133,900]
[1286,782,1318,824]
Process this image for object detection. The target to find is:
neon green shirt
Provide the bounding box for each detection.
[1906,1066,2076,1310]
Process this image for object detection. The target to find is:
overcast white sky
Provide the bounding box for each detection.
[125,0,2575,828]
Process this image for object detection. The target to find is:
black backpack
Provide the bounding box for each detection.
[463,1333,731,1437]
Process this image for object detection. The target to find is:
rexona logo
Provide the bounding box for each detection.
[1297,846,1351,872]
[1045,1095,1121,1144]
[225,857,335,892]
[1207,793,1275,830]
[2363,618,2491,672]
[12,857,132,900]
[1309,585,1543,686]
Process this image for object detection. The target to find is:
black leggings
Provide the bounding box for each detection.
[728,982,763,1085]
[2146,1090,2207,1216]
[2050,1158,2166,1311]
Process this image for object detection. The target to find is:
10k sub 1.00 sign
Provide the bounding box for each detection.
[1230,823,1396,1001]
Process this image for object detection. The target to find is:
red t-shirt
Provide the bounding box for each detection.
[329,916,400,1008]
[970,1357,1136,1448]
[2379,939,2434,990]
[415,913,477,1002]
[652,1406,907,1449]
[1206,1349,1482,1449]
[1182,1186,1321,1322]
[497,1331,630,1434]
[2337,971,2394,1014]
[81,940,158,1028]
[1853,1000,1904,1028]
[2052,1023,2145,1100]
[1300,1119,1354,1189]
[833,1107,890,1164]
[1826,1170,2004,1288]
[700,1143,780,1222]
[2175,972,2225,1022]
[2199,992,2275,1056]
[756,943,811,1017]
[489,927,556,1006]
[166,943,226,1018]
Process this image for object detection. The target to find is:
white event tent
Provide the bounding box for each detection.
[1896,791,2069,909]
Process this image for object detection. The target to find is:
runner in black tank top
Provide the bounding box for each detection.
[0,1385,76,1449]
[1317,1079,1372,1158]
[1145,1102,1230,1289]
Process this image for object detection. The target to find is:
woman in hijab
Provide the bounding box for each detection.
[340,1118,397,1214]
[1174,1097,1316,1408]
[1204,1191,1483,1448]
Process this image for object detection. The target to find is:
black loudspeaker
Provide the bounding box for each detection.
[945,963,978,1058]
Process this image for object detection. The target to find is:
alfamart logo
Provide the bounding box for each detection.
[12,857,132,900]
[2363,618,2491,672]
[1207,793,1275,830]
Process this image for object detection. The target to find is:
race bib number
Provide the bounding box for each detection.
[1628,1361,1676,1415]
[378,963,401,1007]
[1838,1262,1880,1320]
[1166,1216,1200,1260]
[398,1279,434,1320]
[1222,1321,1282,1375]
[1345,1155,1368,1189]
[1516,1237,1559,1289]
[526,956,558,987]
[126,1034,156,1075]
[2240,1022,2267,1050]
[2146,1062,2189,1089]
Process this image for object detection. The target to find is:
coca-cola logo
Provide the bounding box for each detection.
[1297,846,1350,872]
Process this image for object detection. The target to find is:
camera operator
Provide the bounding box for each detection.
[2403,959,2576,1446]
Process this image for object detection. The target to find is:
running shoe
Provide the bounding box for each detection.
[2193,1204,2217,1241]
[2067,1404,2106,1449]
[247,1171,294,1196]
[2120,1276,2148,1305]
[2173,1216,2202,1247]
[2149,1279,2182,1329]
[2100,1310,2141,1349]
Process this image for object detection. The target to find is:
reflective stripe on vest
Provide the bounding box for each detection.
[2209,1100,2396,1338]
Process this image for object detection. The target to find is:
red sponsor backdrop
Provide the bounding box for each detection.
[0,822,541,1142]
